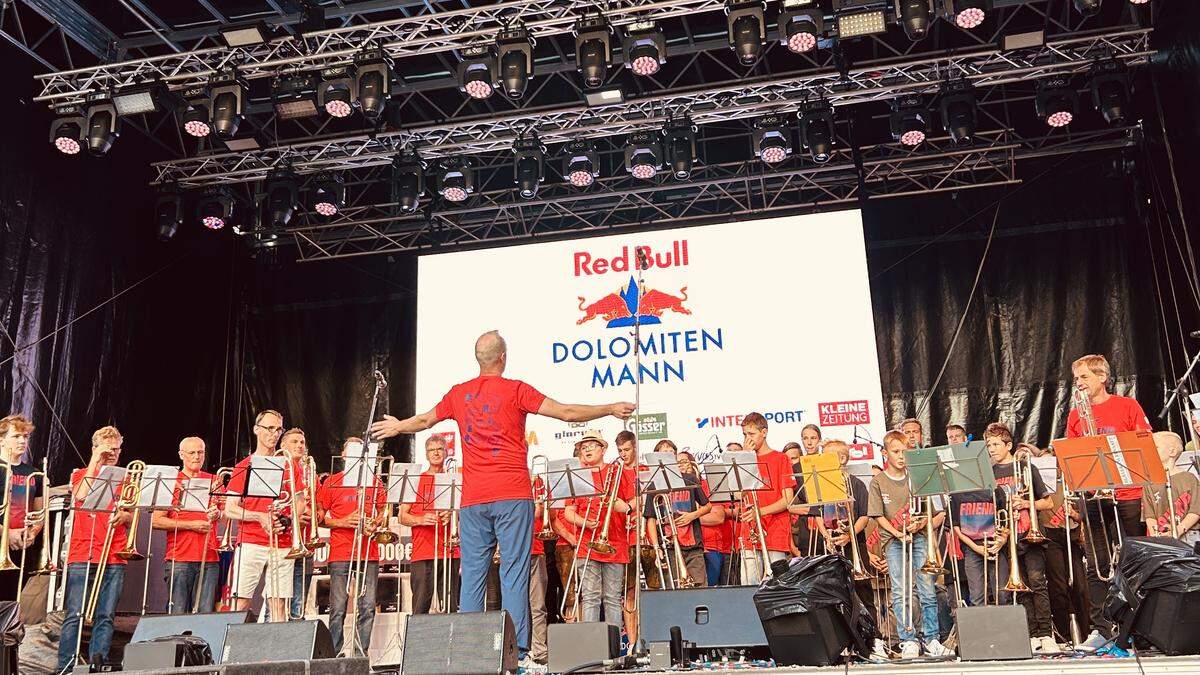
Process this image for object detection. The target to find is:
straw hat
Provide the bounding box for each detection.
[574,429,608,451]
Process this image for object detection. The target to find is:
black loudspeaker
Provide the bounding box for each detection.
[401,610,518,675]
[641,587,768,648]
[759,605,851,666]
[222,620,334,664]
[547,622,619,674]
[129,611,251,664]
[1131,588,1200,655]
[957,605,1032,661]
[216,659,369,674]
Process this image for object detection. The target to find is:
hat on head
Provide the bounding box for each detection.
[574,429,608,451]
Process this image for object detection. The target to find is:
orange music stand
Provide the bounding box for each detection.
[1052,431,1166,492]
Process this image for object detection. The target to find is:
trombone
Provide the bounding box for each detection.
[1016,457,1047,545]
[85,461,143,623]
[1071,387,1121,581]
[653,494,697,589]
[560,461,616,620]
[531,456,556,542]
[997,488,1030,594]
[215,467,237,552]
[282,459,311,560]
[587,461,624,555]
[303,455,327,551]
[741,488,771,581]
[0,459,21,572]
[21,458,54,599]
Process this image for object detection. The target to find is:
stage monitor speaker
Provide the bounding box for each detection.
[1131,587,1200,655]
[122,636,213,670]
[957,606,1032,661]
[401,610,517,675]
[217,658,369,674]
[222,620,334,664]
[547,622,619,674]
[641,587,768,648]
[759,605,852,666]
[129,611,251,664]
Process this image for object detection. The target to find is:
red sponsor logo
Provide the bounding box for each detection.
[848,443,875,463]
[573,241,689,276]
[818,400,870,426]
[432,432,457,456]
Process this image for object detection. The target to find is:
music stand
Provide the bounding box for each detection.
[245,455,287,499]
[79,466,127,513]
[640,452,689,495]
[431,473,461,513]
[794,453,848,506]
[1053,431,1167,492]
[180,478,212,513]
[907,442,996,497]
[546,458,601,505]
[702,463,738,502]
[342,445,381,489]
[387,463,423,505]
[709,451,768,500]
[138,465,182,509]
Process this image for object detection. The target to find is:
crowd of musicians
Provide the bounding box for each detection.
[3,342,1200,672]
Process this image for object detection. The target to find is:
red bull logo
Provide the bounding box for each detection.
[577,276,691,328]
[573,240,689,277]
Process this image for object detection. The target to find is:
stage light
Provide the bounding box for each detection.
[112,82,180,116]
[939,80,978,143]
[318,66,356,117]
[266,169,299,227]
[271,73,319,120]
[780,0,824,54]
[196,186,234,230]
[623,22,666,77]
[497,24,534,100]
[943,0,990,29]
[798,100,834,163]
[457,46,496,100]
[664,116,697,180]
[726,1,766,66]
[753,114,792,164]
[1128,0,1149,4]
[1091,60,1131,125]
[180,86,212,138]
[574,13,611,89]
[563,140,599,187]
[50,106,84,155]
[890,95,930,147]
[354,49,391,120]
[896,0,933,41]
[84,95,119,156]
[210,72,247,141]
[833,1,887,38]
[311,173,345,216]
[512,134,546,199]
[219,21,269,47]
[154,187,183,242]
[1036,76,1078,128]
[1074,0,1101,16]
[437,158,474,203]
[391,152,426,214]
[625,131,662,180]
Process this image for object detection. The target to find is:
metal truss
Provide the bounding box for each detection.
[282,125,1136,262]
[150,26,1152,188]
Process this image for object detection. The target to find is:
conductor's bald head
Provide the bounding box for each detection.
[475,330,507,373]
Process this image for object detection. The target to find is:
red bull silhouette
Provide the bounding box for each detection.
[576,276,690,328]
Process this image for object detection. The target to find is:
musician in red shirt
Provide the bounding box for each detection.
[736,413,796,583]
[151,436,221,614]
[398,435,460,614]
[698,464,735,586]
[57,426,133,672]
[316,437,388,656]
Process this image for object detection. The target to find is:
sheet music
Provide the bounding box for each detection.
[432,473,461,511]
[246,455,287,499]
[546,458,600,502]
[640,451,688,493]
[1031,455,1059,491]
[79,466,127,512]
[138,465,182,508]
[387,463,423,504]
[178,477,212,513]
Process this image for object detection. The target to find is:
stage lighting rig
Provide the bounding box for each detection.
[219,21,270,48]
[563,140,600,187]
[1074,0,1101,16]
[753,114,793,164]
[896,0,933,41]
[726,1,766,66]
[154,187,183,241]
[391,152,426,213]
[942,0,990,30]
[210,70,247,141]
[939,80,978,143]
[1036,76,1078,128]
[890,94,930,147]
[112,82,181,116]
[355,49,392,120]
[664,116,697,180]
[271,73,319,120]
[625,130,663,180]
[50,105,84,155]
[513,133,546,199]
[798,99,834,163]
[1091,60,1131,125]
[833,1,888,39]
[574,13,612,89]
[457,47,496,100]
[318,66,356,117]
[497,24,534,100]
[180,86,212,138]
[437,158,474,203]
[266,169,300,227]
[623,22,666,77]
[311,173,345,216]
[84,94,119,156]
[779,0,824,54]
[196,185,235,230]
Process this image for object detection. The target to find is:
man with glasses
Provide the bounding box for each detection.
[151,437,221,613]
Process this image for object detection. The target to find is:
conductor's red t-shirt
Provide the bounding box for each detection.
[1066,394,1152,501]
[433,375,547,507]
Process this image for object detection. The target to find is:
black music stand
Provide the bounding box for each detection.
[708,451,768,499]
[387,463,423,505]
[640,452,689,495]
[546,458,601,505]
[78,466,127,514]
[430,474,461,513]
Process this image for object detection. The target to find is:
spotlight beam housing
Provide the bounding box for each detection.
[1036,75,1078,128]
[1091,59,1131,125]
[311,173,345,216]
[154,186,183,241]
[623,22,667,77]
[563,140,600,188]
[266,168,300,227]
[625,130,663,179]
[437,157,475,202]
[890,94,931,146]
[574,13,612,89]
[318,65,357,117]
[798,99,835,163]
[753,114,793,164]
[180,86,212,138]
[895,0,933,41]
[209,70,247,141]
[513,133,547,199]
[779,0,825,54]
[50,104,85,155]
[496,24,535,100]
[939,80,978,143]
[354,48,392,119]
[84,93,119,156]
[664,116,698,180]
[726,1,767,66]
[392,151,426,214]
[457,46,496,100]
[196,185,235,230]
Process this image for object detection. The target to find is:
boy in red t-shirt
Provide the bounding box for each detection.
[151,436,221,614]
[735,412,796,584]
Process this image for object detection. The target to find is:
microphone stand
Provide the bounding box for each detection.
[629,249,649,657]
[354,370,387,657]
[1158,346,1200,420]
[852,425,883,448]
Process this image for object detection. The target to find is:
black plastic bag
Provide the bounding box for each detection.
[0,602,23,648]
[752,555,876,658]
[146,633,214,666]
[1103,536,1200,647]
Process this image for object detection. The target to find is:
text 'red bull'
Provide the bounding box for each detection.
[574,241,689,276]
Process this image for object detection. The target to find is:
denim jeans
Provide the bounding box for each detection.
[459,499,534,657]
[884,537,939,643]
[292,556,314,619]
[58,563,126,671]
[961,544,1011,607]
[579,560,625,630]
[704,551,726,586]
[328,561,378,656]
[164,560,219,614]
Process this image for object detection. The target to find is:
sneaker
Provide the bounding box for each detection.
[1039,636,1062,654]
[1030,637,1043,654]
[516,656,547,674]
[1077,630,1109,653]
[871,638,892,661]
[924,638,953,657]
[900,640,920,659]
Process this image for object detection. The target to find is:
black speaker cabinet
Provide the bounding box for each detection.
[129,611,251,664]
[122,637,213,670]
[957,605,1032,661]
[641,587,768,648]
[547,622,619,674]
[759,605,852,666]
[401,610,518,675]
[1132,588,1200,655]
[222,620,334,664]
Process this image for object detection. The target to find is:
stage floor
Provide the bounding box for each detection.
[660,654,1200,675]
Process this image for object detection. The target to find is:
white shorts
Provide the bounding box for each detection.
[231,542,294,599]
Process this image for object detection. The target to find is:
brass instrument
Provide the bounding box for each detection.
[303,455,327,550]
[373,456,398,544]
[1018,458,1047,545]
[1072,387,1121,581]
[215,467,237,552]
[742,488,772,580]
[86,461,143,623]
[836,506,872,581]
[114,459,147,561]
[587,461,624,555]
[997,492,1029,593]
[283,459,311,560]
[917,496,948,575]
[0,459,19,571]
[267,489,290,607]
[447,508,460,547]
[26,457,55,577]
[654,494,697,588]
[532,455,556,541]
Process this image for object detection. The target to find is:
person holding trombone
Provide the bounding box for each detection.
[150,436,221,614]
[399,435,459,614]
[0,414,44,603]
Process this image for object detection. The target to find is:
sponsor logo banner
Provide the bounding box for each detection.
[819,400,871,426]
[635,413,669,441]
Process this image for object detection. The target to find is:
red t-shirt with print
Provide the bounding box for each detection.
[1066,394,1152,501]
[163,471,220,563]
[735,450,797,553]
[572,464,635,564]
